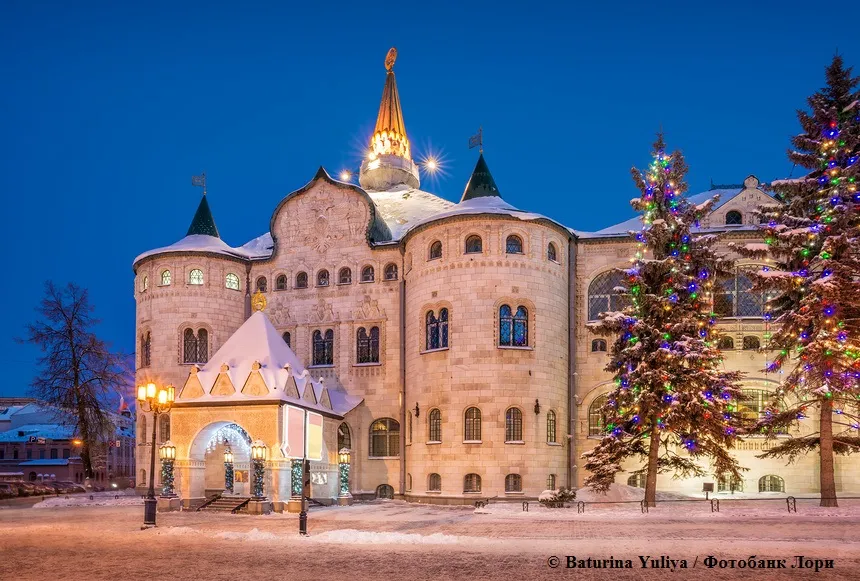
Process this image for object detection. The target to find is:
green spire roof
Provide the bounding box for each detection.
[460,154,501,202]
[186,195,220,238]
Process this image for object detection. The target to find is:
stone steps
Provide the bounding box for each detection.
[198,496,252,513]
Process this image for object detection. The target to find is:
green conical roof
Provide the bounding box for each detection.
[460,154,501,202]
[186,195,220,238]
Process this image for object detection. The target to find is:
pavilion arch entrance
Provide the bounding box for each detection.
[187,421,253,500]
[376,484,394,499]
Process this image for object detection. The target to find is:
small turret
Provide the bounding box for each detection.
[186,195,220,238]
[461,154,501,202]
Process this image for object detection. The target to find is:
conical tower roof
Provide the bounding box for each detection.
[186,195,220,238]
[460,154,501,202]
[374,69,407,140]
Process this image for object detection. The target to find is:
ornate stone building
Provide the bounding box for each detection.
[133,51,859,508]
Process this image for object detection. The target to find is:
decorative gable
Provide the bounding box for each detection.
[180,366,204,399]
[211,364,236,396]
[302,382,318,405]
[319,388,332,410]
[283,365,300,399]
[241,362,270,396]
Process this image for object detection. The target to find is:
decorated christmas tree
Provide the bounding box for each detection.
[583,135,745,506]
[736,56,860,507]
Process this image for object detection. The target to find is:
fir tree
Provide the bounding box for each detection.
[736,56,860,507]
[583,136,745,506]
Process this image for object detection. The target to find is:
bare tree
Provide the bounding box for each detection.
[18,282,128,485]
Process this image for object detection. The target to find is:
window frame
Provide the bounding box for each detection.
[464,473,482,493]
[316,269,330,287]
[295,272,308,289]
[429,240,442,260]
[505,234,524,254]
[464,407,482,442]
[369,418,400,458]
[428,408,442,443]
[725,210,743,225]
[383,263,398,281]
[225,273,240,291]
[546,410,557,444]
[547,242,558,263]
[255,276,268,293]
[189,268,204,285]
[505,407,523,443]
[160,270,171,286]
[587,270,631,322]
[275,274,288,291]
[591,338,607,352]
[356,326,380,365]
[499,304,529,348]
[588,394,608,437]
[311,329,334,367]
[360,265,375,283]
[338,267,352,285]
[428,473,441,492]
[505,474,523,493]
[464,235,483,254]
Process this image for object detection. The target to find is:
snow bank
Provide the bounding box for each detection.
[311,529,462,545]
[575,483,693,503]
[215,528,279,542]
[33,489,141,509]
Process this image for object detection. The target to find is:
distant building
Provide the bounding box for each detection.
[0,398,135,487]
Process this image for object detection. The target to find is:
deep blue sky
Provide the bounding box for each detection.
[1,1,857,397]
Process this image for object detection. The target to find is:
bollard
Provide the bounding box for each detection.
[710,498,720,513]
[786,496,797,513]
[640,500,649,514]
[577,501,585,514]
[522,502,529,512]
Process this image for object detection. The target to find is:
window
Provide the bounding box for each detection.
[759,474,785,493]
[295,272,308,289]
[142,276,148,292]
[161,270,171,286]
[140,332,151,367]
[506,235,523,254]
[39,449,45,459]
[725,210,743,225]
[429,409,442,442]
[547,474,556,490]
[546,410,557,443]
[587,270,631,321]
[429,241,442,260]
[591,339,607,352]
[407,473,412,491]
[428,473,441,492]
[464,407,482,441]
[282,331,291,349]
[317,270,330,287]
[256,277,267,293]
[627,473,646,488]
[50,448,58,459]
[338,268,352,284]
[499,305,528,347]
[547,242,558,262]
[369,418,400,457]
[182,328,209,364]
[736,389,785,434]
[376,483,394,499]
[225,273,240,290]
[338,423,351,451]
[189,269,203,285]
[743,336,760,350]
[356,326,380,364]
[464,473,481,493]
[717,336,734,350]
[505,408,523,442]
[717,475,744,492]
[361,266,375,283]
[425,308,449,350]
[159,415,170,442]
[384,263,398,281]
[29,472,37,482]
[505,474,522,493]
[588,394,608,437]
[465,235,482,254]
[312,329,334,366]
[714,267,777,318]
[276,275,287,291]
[12,449,18,460]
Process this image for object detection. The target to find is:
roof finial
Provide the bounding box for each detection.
[385,47,397,72]
[251,289,267,312]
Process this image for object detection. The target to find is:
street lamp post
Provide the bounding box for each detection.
[136,382,175,528]
[338,448,351,501]
[159,441,176,497]
[250,440,266,499]
[224,445,234,494]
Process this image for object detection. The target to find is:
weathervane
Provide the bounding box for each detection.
[468,126,483,153]
[191,172,207,195]
[384,47,397,72]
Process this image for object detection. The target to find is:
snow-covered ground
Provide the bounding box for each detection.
[2,493,859,580]
[32,488,140,509]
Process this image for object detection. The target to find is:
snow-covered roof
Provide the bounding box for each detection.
[133,234,272,266]
[177,310,362,417]
[368,185,456,240]
[0,424,76,442]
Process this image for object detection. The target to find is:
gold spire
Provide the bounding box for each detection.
[370,47,410,161]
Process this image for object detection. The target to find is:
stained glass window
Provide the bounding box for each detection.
[464,407,481,441]
[225,273,240,290]
[506,235,523,254]
[189,269,204,285]
[505,408,523,442]
[429,241,442,260]
[429,409,442,442]
[357,327,380,364]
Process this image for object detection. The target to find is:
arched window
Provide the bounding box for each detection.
[717,475,744,492]
[183,329,197,363]
[759,474,785,493]
[547,242,558,262]
[587,270,631,321]
[28,471,37,482]
[369,418,400,457]
[499,305,528,347]
[337,423,351,451]
[591,339,607,352]
[464,473,481,493]
[714,267,776,318]
[627,473,646,488]
[505,474,522,493]
[384,263,398,281]
[276,275,287,291]
[725,210,743,225]
[161,270,171,286]
[428,473,441,492]
[406,473,412,491]
[506,235,523,254]
[429,241,442,260]
[588,394,608,437]
[338,268,352,285]
[717,336,734,350]
[189,269,204,285]
[256,277,268,293]
[295,272,308,289]
[356,326,380,364]
[361,265,375,283]
[225,273,240,290]
[505,408,523,442]
[140,332,151,367]
[317,270,330,287]
[743,336,760,350]
[547,474,556,490]
[465,235,482,254]
[546,410,557,443]
[159,415,170,442]
[196,329,208,363]
[282,331,291,349]
[312,329,334,366]
[464,407,482,441]
[429,409,442,442]
[425,308,449,350]
[142,276,148,292]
